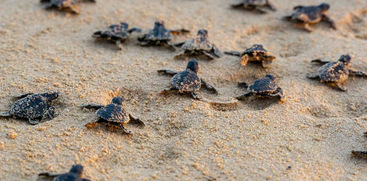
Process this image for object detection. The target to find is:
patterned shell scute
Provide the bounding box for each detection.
[52,0,77,8]
[107,25,129,39]
[318,62,349,82]
[171,71,201,92]
[182,37,212,52]
[96,104,130,123]
[10,95,49,119]
[249,78,277,93]
[292,6,322,23]
[244,0,267,6]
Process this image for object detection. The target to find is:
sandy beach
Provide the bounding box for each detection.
[0,0,367,180]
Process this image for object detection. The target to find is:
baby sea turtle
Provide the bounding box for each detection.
[174,30,222,60]
[236,75,285,101]
[38,164,90,181]
[307,54,367,91]
[231,0,276,13]
[158,59,218,100]
[225,44,276,68]
[40,0,95,14]
[138,21,190,48]
[284,3,336,32]
[80,97,145,134]
[0,91,59,125]
[351,132,367,159]
[92,22,142,49]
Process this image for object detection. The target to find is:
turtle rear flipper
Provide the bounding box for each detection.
[119,123,132,134]
[0,112,12,118]
[334,82,347,91]
[267,87,285,101]
[352,151,367,159]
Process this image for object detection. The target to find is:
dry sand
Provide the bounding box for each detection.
[1,0,367,180]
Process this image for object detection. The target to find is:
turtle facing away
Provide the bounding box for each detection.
[284,3,336,32]
[138,21,190,48]
[38,164,90,181]
[174,30,222,60]
[0,91,59,125]
[231,0,276,13]
[236,75,285,101]
[351,132,367,160]
[92,22,142,49]
[158,60,218,100]
[80,97,145,134]
[40,0,95,14]
[306,54,367,91]
[225,44,276,68]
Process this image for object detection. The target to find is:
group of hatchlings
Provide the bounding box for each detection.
[1,0,366,180]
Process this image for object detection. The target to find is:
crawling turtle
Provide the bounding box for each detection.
[174,30,222,60]
[225,44,276,68]
[92,22,142,49]
[231,0,276,13]
[284,3,336,32]
[40,0,95,14]
[158,59,218,100]
[138,21,190,48]
[80,97,145,134]
[307,54,367,91]
[351,132,367,159]
[0,91,59,125]
[38,164,90,181]
[236,74,284,101]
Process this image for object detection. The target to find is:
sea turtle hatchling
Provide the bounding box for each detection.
[80,97,145,134]
[284,3,336,32]
[225,44,276,68]
[231,0,276,13]
[0,91,59,125]
[158,59,218,100]
[236,74,285,101]
[351,132,367,160]
[40,0,95,14]
[174,30,222,60]
[92,22,142,49]
[138,21,190,48]
[306,54,367,91]
[38,164,90,181]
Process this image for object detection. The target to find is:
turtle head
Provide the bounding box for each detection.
[154,21,165,29]
[43,90,59,101]
[265,74,277,81]
[69,164,84,178]
[318,3,330,12]
[338,54,351,65]
[197,29,208,38]
[186,59,199,73]
[112,97,124,105]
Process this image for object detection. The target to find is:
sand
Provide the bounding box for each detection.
[0,0,367,180]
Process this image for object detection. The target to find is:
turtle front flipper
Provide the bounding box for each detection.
[334,82,347,91]
[202,51,216,60]
[268,87,285,101]
[44,106,57,120]
[236,92,253,100]
[128,27,142,34]
[68,5,80,14]
[311,58,331,64]
[254,7,267,14]
[38,172,60,179]
[157,69,179,75]
[303,23,313,32]
[129,114,145,127]
[262,60,273,68]
[231,3,244,8]
[322,14,337,30]
[293,5,304,10]
[241,54,250,66]
[224,51,242,57]
[212,44,222,58]
[116,40,123,50]
[191,92,203,100]
[352,151,367,159]
[238,82,249,88]
[170,29,190,36]
[28,119,41,125]
[119,123,132,134]
[174,51,189,59]
[306,73,319,79]
[0,112,12,118]
[13,93,34,99]
[161,87,177,94]
[349,68,367,77]
[85,121,99,128]
[172,41,186,47]
[201,78,218,94]
[80,104,104,110]
[266,0,276,11]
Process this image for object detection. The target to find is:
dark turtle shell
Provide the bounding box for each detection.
[243,44,267,54]
[181,36,213,52]
[317,62,349,82]
[10,95,50,119]
[96,103,130,123]
[46,0,77,8]
[243,0,268,6]
[140,22,172,42]
[290,5,325,23]
[171,70,201,93]
[93,23,130,41]
[248,75,278,93]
